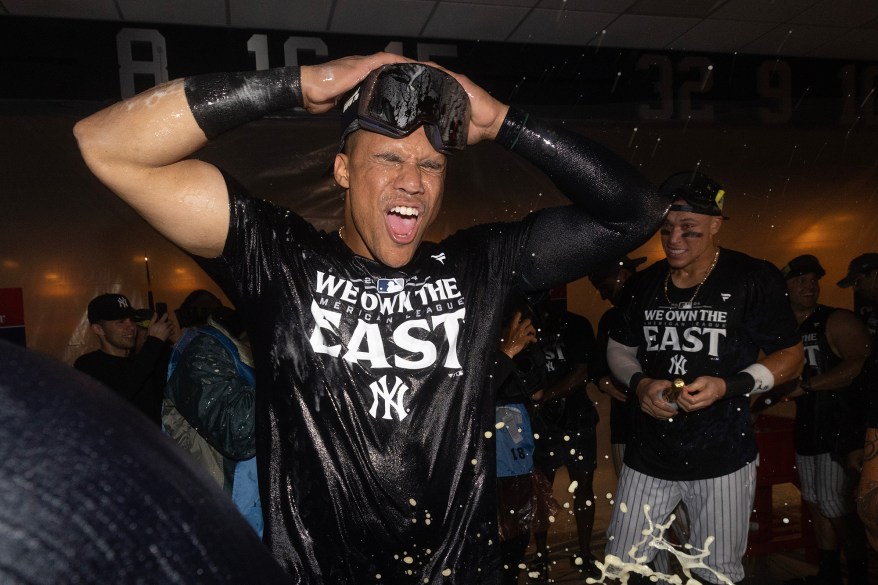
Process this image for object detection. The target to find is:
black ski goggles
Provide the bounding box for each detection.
[340,63,471,154]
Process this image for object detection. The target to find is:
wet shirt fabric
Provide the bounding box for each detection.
[611,248,800,481]
[793,305,853,455]
[197,182,541,585]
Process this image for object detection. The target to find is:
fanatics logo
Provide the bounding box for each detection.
[431,253,446,265]
[720,294,731,301]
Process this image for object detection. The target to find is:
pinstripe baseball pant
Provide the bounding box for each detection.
[605,459,758,584]
[795,452,850,518]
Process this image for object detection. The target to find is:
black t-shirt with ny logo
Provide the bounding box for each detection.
[611,248,800,480]
[196,180,539,585]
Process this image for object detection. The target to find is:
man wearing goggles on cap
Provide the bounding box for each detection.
[74,53,670,584]
[605,171,803,584]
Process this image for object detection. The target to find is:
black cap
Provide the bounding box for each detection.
[838,253,878,288]
[589,256,647,284]
[781,255,825,280]
[661,171,728,218]
[87,293,135,324]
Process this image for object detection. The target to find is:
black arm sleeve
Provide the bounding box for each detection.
[184,67,303,140]
[496,108,670,290]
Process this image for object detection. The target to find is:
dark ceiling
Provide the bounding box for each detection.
[2,0,877,61]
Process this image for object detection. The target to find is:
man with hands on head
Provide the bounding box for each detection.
[74,53,670,584]
[604,171,803,585]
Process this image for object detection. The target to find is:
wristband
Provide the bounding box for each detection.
[724,361,776,397]
[495,107,529,151]
[184,67,303,140]
[628,372,645,392]
[723,372,755,398]
[740,362,774,394]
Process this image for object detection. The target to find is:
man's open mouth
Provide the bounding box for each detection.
[386,205,420,243]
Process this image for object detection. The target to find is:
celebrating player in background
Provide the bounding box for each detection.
[753,254,871,584]
[528,288,601,581]
[604,171,803,584]
[837,253,878,553]
[74,54,670,583]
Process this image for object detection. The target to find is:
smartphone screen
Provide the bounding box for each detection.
[155,302,168,317]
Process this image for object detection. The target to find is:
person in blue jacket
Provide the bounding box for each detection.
[164,305,262,536]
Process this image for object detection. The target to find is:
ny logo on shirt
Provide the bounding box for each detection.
[369,375,409,421]
[669,354,687,376]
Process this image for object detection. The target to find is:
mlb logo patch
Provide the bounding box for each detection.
[377,278,405,294]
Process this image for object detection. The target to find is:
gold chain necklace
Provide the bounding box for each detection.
[664,248,720,308]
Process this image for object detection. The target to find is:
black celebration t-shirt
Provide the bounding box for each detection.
[611,248,800,480]
[532,311,598,436]
[793,305,854,455]
[196,181,539,585]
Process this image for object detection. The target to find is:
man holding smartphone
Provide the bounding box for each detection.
[75,292,174,425]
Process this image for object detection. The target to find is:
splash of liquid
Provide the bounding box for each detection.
[586,504,735,585]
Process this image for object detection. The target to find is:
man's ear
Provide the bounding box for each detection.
[710,216,723,235]
[90,323,105,338]
[334,153,350,189]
